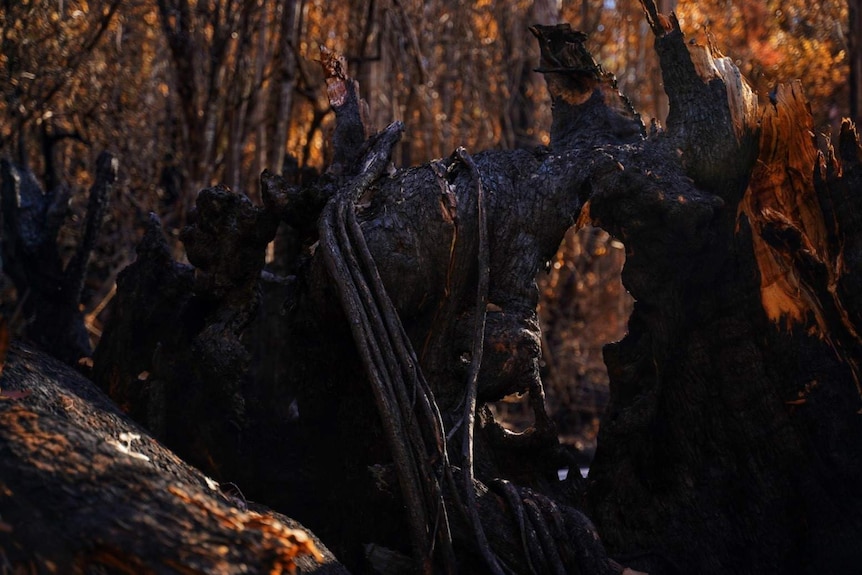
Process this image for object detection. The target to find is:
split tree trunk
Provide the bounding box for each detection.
[585,10,862,574]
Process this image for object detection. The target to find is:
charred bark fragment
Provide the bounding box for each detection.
[91,214,195,436]
[0,341,343,574]
[0,151,116,365]
[823,121,862,324]
[531,24,644,149]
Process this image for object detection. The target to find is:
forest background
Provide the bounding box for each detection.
[0,0,854,450]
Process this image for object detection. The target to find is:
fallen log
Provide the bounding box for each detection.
[0,340,347,574]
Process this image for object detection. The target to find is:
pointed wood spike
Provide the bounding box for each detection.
[641,0,758,194]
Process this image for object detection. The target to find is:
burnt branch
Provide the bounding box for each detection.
[452,147,503,575]
[0,152,115,364]
[64,151,117,307]
[641,0,758,195]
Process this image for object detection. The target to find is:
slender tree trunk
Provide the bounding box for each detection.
[253,4,270,179]
[650,0,674,124]
[850,0,862,125]
[268,0,300,173]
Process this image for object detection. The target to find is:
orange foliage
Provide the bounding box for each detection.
[676,0,848,131]
[1,1,850,191]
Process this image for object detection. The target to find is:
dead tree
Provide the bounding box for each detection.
[5,1,862,573]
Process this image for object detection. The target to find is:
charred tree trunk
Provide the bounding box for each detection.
[91,32,635,574]
[583,6,862,574]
